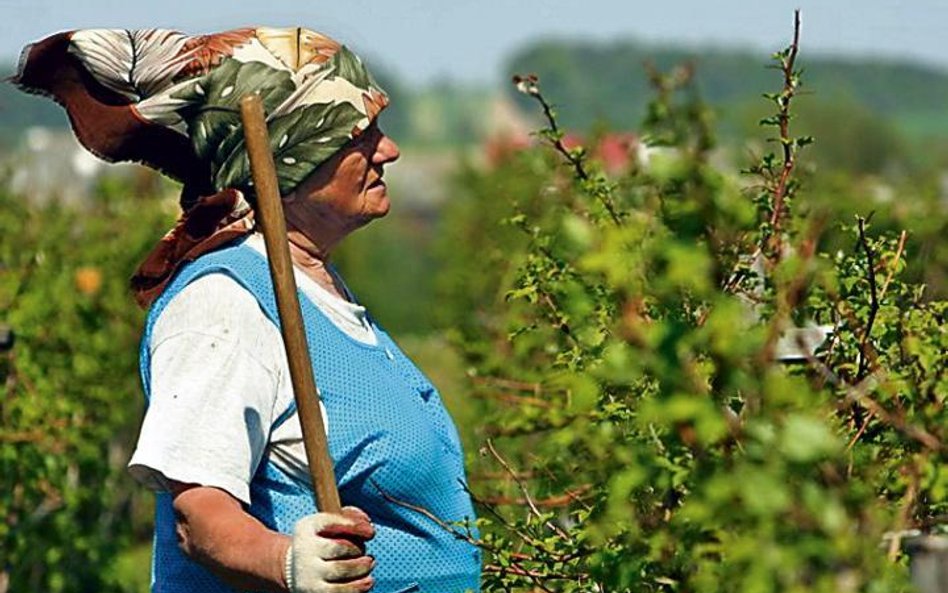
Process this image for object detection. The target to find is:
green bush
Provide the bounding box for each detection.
[435,21,945,592]
[0,174,172,592]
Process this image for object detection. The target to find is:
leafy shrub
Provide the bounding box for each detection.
[0,174,172,592]
[436,16,945,592]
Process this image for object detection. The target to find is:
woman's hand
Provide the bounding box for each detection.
[285,506,376,593]
[171,484,375,593]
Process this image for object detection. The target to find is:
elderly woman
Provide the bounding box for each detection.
[16,26,481,593]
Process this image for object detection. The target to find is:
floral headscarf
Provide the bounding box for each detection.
[13,27,389,306]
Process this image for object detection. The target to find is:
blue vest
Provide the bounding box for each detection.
[140,239,481,593]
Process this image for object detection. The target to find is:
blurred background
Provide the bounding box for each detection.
[1,1,946,591]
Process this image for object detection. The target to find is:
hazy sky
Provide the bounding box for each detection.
[2,1,946,84]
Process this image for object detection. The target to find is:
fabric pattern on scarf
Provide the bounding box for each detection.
[130,188,256,307]
[15,26,388,200]
[13,26,389,306]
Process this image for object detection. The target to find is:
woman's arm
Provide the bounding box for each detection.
[171,483,290,592]
[170,483,376,593]
[141,278,374,591]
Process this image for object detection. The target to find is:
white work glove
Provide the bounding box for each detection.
[284,506,376,593]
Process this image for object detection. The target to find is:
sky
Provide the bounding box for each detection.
[2,0,946,84]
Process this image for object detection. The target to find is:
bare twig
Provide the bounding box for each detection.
[371,480,480,546]
[485,439,573,541]
[802,353,942,451]
[469,374,545,394]
[374,481,572,593]
[460,480,551,551]
[529,82,587,182]
[539,465,595,512]
[471,470,538,480]
[856,216,880,380]
[512,74,622,225]
[477,484,593,508]
[468,374,571,408]
[878,229,907,302]
[845,411,874,453]
[483,565,585,580]
[887,461,921,561]
[472,390,552,409]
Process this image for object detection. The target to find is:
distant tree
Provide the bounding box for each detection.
[736,94,908,176]
[503,40,948,147]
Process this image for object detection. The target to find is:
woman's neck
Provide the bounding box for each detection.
[285,229,348,301]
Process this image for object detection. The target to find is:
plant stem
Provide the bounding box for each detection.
[856,216,880,380]
[767,9,802,257]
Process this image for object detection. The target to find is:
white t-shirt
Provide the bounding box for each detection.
[127,235,376,504]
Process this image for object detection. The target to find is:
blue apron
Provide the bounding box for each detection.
[140,239,481,593]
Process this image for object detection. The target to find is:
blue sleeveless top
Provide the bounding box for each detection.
[140,239,481,593]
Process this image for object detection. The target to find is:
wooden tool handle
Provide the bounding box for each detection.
[239,94,341,513]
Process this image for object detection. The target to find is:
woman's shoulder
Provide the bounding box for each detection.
[166,237,269,287]
[148,237,270,321]
[151,272,279,353]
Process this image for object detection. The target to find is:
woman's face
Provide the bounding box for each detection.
[287,122,401,231]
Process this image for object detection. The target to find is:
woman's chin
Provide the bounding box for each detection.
[365,188,391,218]
[353,196,390,228]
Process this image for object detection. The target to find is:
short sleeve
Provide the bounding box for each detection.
[128,273,289,504]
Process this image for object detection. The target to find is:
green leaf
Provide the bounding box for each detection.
[779,414,840,463]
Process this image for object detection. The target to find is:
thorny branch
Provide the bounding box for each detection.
[483,565,584,580]
[371,480,479,545]
[512,74,622,225]
[766,9,802,256]
[886,460,921,561]
[802,355,942,452]
[373,482,564,593]
[471,390,552,409]
[878,229,907,302]
[462,481,590,565]
[723,11,805,294]
[484,439,573,541]
[856,215,880,380]
[476,484,593,508]
[512,74,588,183]
[468,374,545,394]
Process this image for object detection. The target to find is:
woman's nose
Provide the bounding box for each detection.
[374,134,400,164]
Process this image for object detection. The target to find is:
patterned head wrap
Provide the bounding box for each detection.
[13,26,389,306]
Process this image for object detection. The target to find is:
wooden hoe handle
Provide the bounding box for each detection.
[239,94,342,513]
